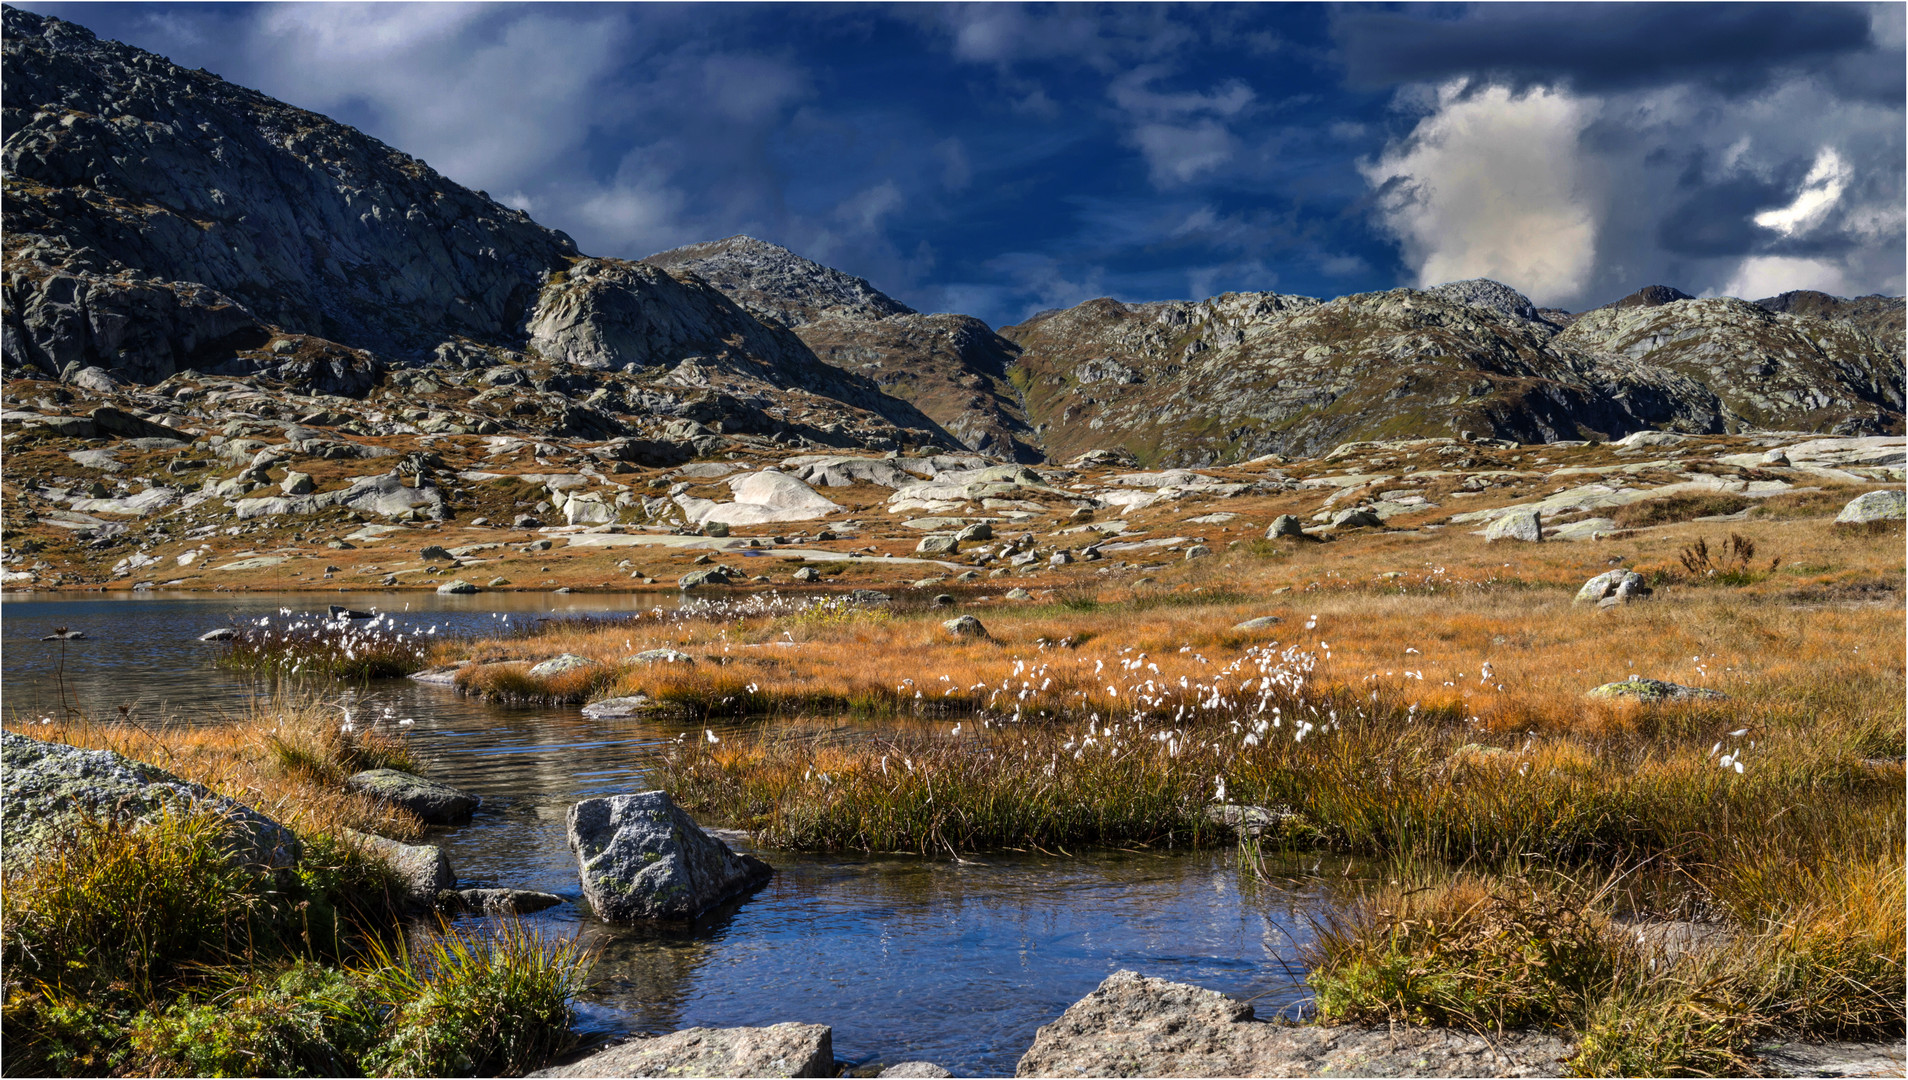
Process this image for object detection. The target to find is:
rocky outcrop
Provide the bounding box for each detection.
[1015,970,1572,1078]
[530,1023,834,1079]
[675,469,842,526]
[648,237,1038,461]
[1,731,299,870]
[566,790,773,922]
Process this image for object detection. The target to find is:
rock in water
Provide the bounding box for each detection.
[1484,508,1543,542]
[436,579,478,595]
[566,791,772,922]
[530,1023,833,1078]
[1837,489,1906,523]
[1,732,299,870]
[448,888,565,916]
[344,769,481,825]
[878,1064,953,1078]
[1015,970,1570,1078]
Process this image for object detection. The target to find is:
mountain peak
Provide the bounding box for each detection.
[644,237,915,328]
[1424,279,1541,322]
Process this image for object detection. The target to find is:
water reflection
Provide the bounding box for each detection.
[0,593,1355,1076]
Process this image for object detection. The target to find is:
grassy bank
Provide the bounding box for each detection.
[1,706,595,1077]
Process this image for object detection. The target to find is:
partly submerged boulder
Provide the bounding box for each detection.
[1,732,299,870]
[343,768,480,825]
[1015,970,1570,1078]
[566,790,772,922]
[347,828,454,905]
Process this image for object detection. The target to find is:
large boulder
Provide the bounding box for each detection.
[1,732,298,870]
[1484,508,1543,542]
[676,470,842,526]
[530,1023,833,1078]
[1573,569,1651,604]
[343,769,480,825]
[566,790,772,922]
[1015,970,1571,1078]
[1266,514,1305,539]
[1837,489,1906,523]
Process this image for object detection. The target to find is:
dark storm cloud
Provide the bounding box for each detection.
[1333,3,1892,100]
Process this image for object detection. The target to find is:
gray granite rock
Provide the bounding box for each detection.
[582,695,678,720]
[1015,970,1571,1077]
[348,828,454,904]
[1330,508,1384,529]
[448,887,564,915]
[566,790,772,922]
[1585,677,1727,703]
[529,653,600,679]
[344,768,480,825]
[436,579,478,595]
[1266,514,1306,539]
[878,1063,952,1078]
[1485,508,1543,542]
[628,649,695,666]
[1232,615,1283,631]
[942,615,987,639]
[1574,569,1650,604]
[1,732,299,870]
[916,534,959,555]
[1836,489,1905,523]
[531,1023,833,1078]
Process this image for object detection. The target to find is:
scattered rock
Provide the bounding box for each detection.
[419,544,455,561]
[849,589,891,605]
[566,790,773,922]
[197,627,237,641]
[436,579,478,594]
[1265,514,1305,539]
[1330,508,1384,529]
[1231,615,1283,631]
[956,521,993,542]
[1586,677,1728,703]
[1,732,299,870]
[348,828,454,905]
[531,1023,833,1078]
[791,565,821,582]
[680,568,732,589]
[343,768,481,826]
[1836,489,1906,523]
[582,695,675,720]
[1485,509,1543,542]
[916,535,959,555]
[1573,569,1651,604]
[279,470,314,496]
[628,649,695,666]
[528,653,601,679]
[1183,544,1211,560]
[446,887,564,916]
[942,614,988,639]
[1005,588,1032,601]
[1015,970,1570,1078]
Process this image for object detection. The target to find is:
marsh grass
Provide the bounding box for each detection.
[219,617,432,681]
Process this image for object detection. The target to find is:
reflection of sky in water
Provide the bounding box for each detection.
[1,593,1354,1075]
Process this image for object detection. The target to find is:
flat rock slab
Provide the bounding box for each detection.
[532,1023,833,1078]
[2,732,299,871]
[1015,970,1570,1077]
[1756,1039,1908,1077]
[345,768,480,825]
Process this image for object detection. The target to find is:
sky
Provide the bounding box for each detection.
[19,2,1907,326]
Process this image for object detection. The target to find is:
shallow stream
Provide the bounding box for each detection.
[2,592,1358,1075]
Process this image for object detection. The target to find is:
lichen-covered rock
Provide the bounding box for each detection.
[530,1022,833,1078]
[347,828,454,905]
[1586,677,1727,703]
[528,653,599,679]
[343,768,480,826]
[1574,569,1651,604]
[1232,615,1283,631]
[942,615,988,639]
[1015,970,1571,1077]
[1330,508,1384,529]
[1836,489,1906,523]
[436,579,478,595]
[581,695,676,720]
[566,790,772,922]
[1266,514,1305,539]
[916,534,959,555]
[628,649,695,666]
[447,887,564,916]
[1,732,298,870]
[1485,508,1543,542]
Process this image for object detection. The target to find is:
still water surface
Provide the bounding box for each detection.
[2,592,1353,1075]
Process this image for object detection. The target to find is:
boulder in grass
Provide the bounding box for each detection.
[1573,569,1651,604]
[1836,489,1906,524]
[348,828,454,905]
[1232,615,1283,631]
[1266,514,1306,539]
[530,1022,832,1078]
[916,534,959,555]
[628,649,695,666]
[344,768,480,825]
[1586,677,1727,703]
[1,732,299,870]
[1330,508,1384,529]
[942,615,988,639]
[566,790,772,922]
[529,653,600,679]
[1484,508,1542,542]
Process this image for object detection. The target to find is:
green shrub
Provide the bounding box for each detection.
[125,962,383,1078]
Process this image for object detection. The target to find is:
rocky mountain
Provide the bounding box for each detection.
[1002,281,1903,466]
[648,236,1040,461]
[1,7,955,455]
[1753,290,1906,345]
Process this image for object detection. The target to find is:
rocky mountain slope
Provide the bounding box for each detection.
[647,237,1040,461]
[1,7,954,456]
[1003,281,1903,466]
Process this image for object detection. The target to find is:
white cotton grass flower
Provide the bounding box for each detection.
[706,729,720,744]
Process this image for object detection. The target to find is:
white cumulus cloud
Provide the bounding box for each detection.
[1362,82,1599,304]
[1753,148,1851,236]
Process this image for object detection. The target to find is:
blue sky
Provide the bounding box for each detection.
[20,2,1907,325]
